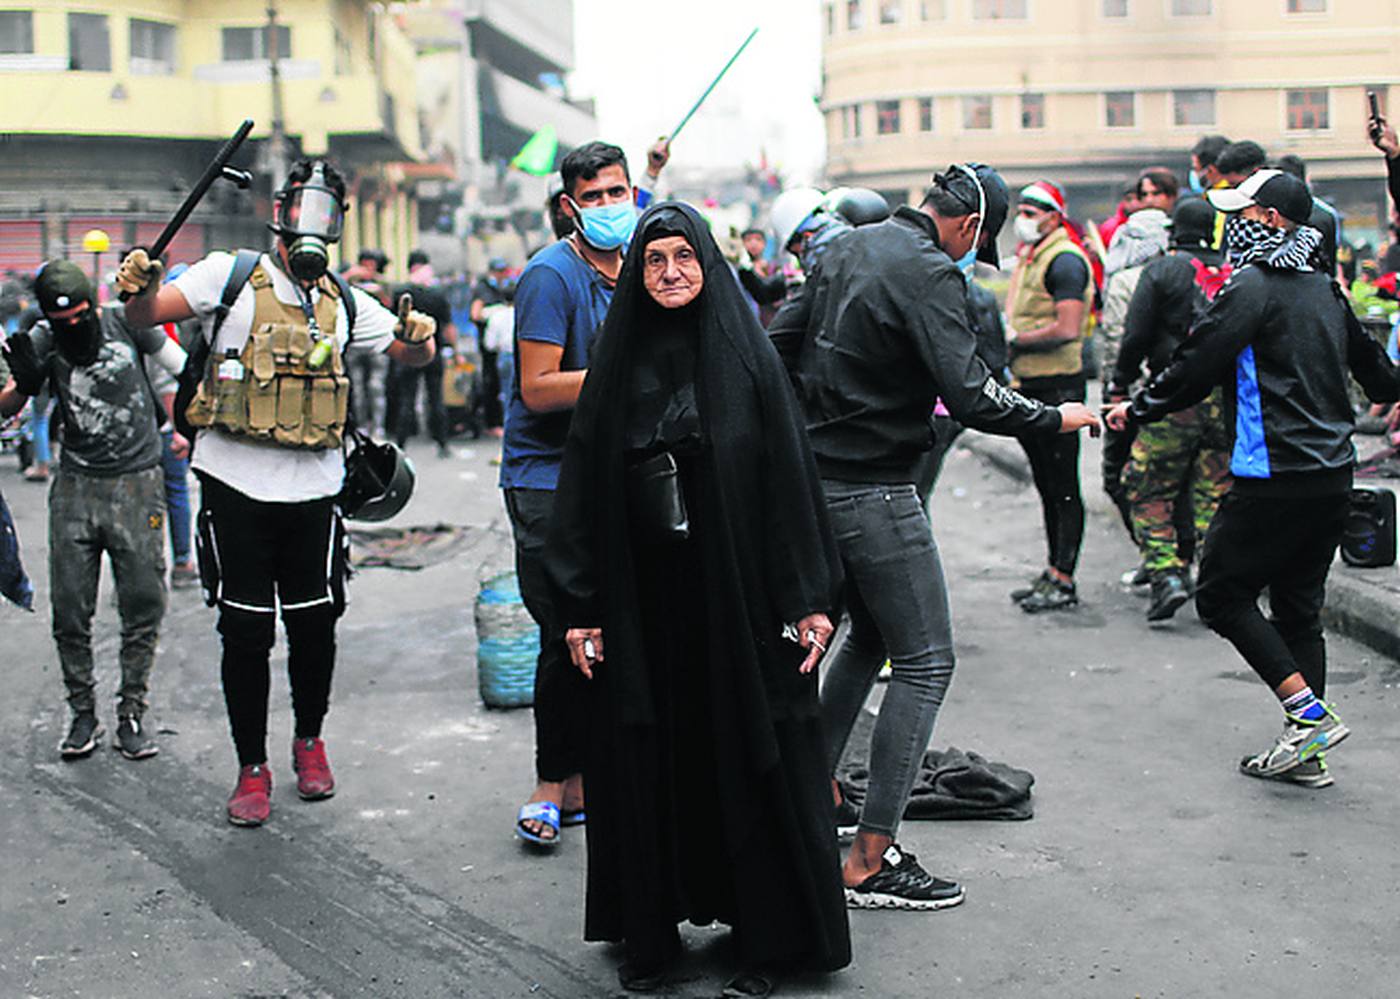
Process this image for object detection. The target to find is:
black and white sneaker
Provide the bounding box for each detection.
[844,844,965,911]
[59,712,104,759]
[113,717,159,760]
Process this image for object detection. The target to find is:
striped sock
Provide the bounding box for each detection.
[1281,687,1327,721]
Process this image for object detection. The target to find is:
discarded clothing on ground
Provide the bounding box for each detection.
[347,523,475,571]
[0,487,33,610]
[839,746,1034,821]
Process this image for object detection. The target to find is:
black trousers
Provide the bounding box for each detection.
[393,356,448,448]
[1195,489,1349,697]
[504,486,588,782]
[1016,377,1086,577]
[196,474,346,766]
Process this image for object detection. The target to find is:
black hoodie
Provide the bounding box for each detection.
[774,206,1060,483]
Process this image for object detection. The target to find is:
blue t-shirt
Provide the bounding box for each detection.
[499,240,614,490]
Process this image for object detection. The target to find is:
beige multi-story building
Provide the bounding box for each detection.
[0,0,423,279]
[822,0,1399,241]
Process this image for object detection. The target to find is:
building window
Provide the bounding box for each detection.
[921,0,947,17]
[973,0,1028,17]
[0,10,34,54]
[1103,0,1129,15]
[962,95,993,129]
[130,19,176,75]
[1173,88,1216,125]
[825,2,836,34]
[1105,91,1136,127]
[222,24,291,62]
[1286,88,1330,130]
[847,0,863,29]
[880,0,903,23]
[1020,93,1045,129]
[1286,0,1326,10]
[68,13,111,71]
[877,99,901,134]
[919,97,934,131]
[1169,0,1211,13]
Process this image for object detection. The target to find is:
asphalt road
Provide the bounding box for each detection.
[3,430,1398,998]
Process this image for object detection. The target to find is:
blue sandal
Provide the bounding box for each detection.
[516,801,561,846]
[560,808,586,827]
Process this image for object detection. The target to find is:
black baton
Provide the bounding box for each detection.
[121,118,255,299]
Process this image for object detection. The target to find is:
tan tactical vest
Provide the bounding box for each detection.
[1008,227,1094,381]
[186,264,351,450]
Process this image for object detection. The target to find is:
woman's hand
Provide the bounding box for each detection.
[565,627,604,680]
[794,612,834,675]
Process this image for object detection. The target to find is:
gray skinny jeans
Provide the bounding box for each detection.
[819,480,956,839]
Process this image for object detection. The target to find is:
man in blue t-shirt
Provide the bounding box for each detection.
[500,138,667,847]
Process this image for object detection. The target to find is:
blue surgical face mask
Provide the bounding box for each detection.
[1187,169,1204,195]
[569,197,637,251]
[954,248,977,279]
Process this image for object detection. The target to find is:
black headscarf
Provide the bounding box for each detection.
[546,201,843,734]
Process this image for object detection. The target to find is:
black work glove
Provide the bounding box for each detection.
[2,332,44,397]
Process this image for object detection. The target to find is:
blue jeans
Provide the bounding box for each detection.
[819,481,956,838]
[28,393,51,464]
[160,429,192,564]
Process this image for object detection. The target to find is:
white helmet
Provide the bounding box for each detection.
[769,187,826,251]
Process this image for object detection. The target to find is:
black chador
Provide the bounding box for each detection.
[546,202,851,976]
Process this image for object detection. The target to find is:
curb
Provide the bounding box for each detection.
[1322,568,1400,664]
[959,432,1031,485]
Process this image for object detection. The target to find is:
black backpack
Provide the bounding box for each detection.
[173,251,356,444]
[1340,487,1397,568]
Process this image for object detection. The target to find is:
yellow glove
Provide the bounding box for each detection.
[393,293,436,344]
[115,248,164,298]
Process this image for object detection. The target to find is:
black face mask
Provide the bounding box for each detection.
[51,307,102,367]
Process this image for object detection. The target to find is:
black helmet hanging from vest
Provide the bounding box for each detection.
[340,435,416,522]
[270,159,348,283]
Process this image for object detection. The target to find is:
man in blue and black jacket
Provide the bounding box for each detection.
[1107,169,1400,789]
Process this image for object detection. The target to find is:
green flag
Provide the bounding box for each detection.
[510,124,557,176]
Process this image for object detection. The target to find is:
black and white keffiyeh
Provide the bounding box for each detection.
[1225,214,1323,273]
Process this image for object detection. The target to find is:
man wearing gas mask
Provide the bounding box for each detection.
[117,158,438,827]
[1,261,188,761]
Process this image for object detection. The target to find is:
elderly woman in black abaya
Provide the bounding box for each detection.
[545,202,850,996]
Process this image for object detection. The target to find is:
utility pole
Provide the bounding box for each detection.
[264,2,290,191]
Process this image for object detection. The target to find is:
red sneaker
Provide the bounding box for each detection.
[292,737,336,800]
[227,764,272,827]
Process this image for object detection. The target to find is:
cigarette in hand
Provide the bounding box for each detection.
[583,638,597,660]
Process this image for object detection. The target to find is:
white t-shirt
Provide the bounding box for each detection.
[173,251,396,502]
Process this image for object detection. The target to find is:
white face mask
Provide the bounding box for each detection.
[1014,215,1045,245]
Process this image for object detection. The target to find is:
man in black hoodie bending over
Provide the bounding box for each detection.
[1106,169,1400,788]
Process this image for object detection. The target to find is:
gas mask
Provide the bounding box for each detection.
[272,162,346,283]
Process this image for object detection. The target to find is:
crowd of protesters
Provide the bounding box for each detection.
[4,104,1400,998]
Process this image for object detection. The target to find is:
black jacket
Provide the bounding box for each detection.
[1112,247,1224,392]
[770,206,1059,483]
[1131,261,1400,494]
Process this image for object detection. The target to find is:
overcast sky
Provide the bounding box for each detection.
[569,0,827,183]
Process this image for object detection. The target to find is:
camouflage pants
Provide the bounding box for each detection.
[1125,392,1232,573]
[48,466,167,717]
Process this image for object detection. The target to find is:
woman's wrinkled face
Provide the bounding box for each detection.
[642,235,703,309]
